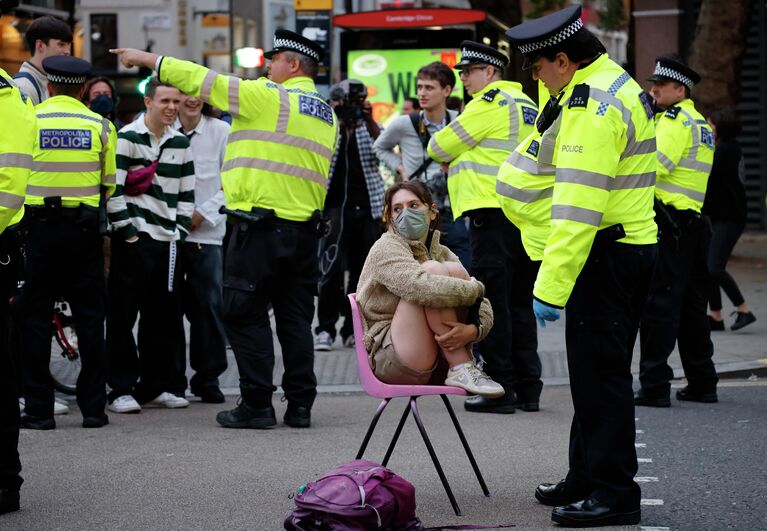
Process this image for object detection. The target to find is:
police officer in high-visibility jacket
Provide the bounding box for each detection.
[501,6,657,527]
[112,30,338,429]
[18,56,116,431]
[0,67,34,515]
[427,41,543,414]
[635,55,718,408]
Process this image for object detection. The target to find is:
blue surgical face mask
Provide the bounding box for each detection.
[395,207,430,240]
[90,94,114,117]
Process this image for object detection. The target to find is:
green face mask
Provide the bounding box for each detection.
[395,207,430,240]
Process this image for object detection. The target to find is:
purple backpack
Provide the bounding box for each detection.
[284,459,423,530]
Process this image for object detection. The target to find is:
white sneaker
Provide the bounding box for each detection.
[18,398,70,415]
[108,395,142,414]
[145,392,190,409]
[314,331,333,351]
[445,361,505,398]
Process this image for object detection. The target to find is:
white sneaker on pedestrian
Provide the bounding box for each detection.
[108,395,142,414]
[314,331,333,351]
[343,335,355,348]
[18,398,69,415]
[445,361,505,398]
[145,392,190,409]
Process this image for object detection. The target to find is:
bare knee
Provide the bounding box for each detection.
[443,261,470,280]
[422,260,449,276]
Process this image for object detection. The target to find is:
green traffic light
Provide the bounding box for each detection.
[137,76,152,95]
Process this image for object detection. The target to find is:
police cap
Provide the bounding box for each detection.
[506,5,584,58]
[647,55,701,89]
[42,55,91,85]
[264,29,324,63]
[454,40,509,70]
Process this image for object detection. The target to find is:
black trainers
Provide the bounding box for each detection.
[216,400,276,429]
[676,386,718,403]
[0,489,20,515]
[284,405,311,428]
[20,413,55,430]
[83,414,109,428]
[633,388,670,408]
[708,315,725,331]
[731,311,756,331]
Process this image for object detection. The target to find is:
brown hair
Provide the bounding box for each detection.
[417,61,456,90]
[382,180,440,229]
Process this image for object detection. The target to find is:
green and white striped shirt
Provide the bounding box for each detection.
[108,116,195,242]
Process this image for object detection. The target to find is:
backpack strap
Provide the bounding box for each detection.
[12,71,42,103]
[407,110,452,181]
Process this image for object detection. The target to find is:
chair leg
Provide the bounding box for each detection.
[382,400,412,466]
[356,398,391,460]
[441,395,491,497]
[410,397,462,516]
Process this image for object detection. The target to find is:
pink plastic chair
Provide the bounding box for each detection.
[348,294,490,516]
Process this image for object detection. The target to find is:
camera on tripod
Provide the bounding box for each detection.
[331,80,367,122]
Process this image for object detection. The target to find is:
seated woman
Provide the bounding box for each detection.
[356,180,502,397]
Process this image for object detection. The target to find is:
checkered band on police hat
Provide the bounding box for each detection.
[273,37,320,62]
[517,18,583,55]
[47,73,87,84]
[461,48,506,69]
[652,62,695,89]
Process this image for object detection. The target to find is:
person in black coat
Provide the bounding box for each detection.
[703,109,756,331]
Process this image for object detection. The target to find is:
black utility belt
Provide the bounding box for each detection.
[26,203,96,219]
[220,206,326,235]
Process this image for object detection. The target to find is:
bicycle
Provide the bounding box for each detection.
[49,299,80,395]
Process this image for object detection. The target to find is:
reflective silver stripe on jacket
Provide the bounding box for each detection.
[449,120,479,148]
[0,191,25,210]
[506,151,555,176]
[676,159,712,173]
[275,84,290,134]
[26,184,100,197]
[36,112,102,124]
[102,173,116,185]
[0,153,33,169]
[587,86,655,162]
[655,181,706,202]
[658,151,676,173]
[449,160,500,176]
[227,130,333,161]
[499,90,520,149]
[428,137,452,161]
[200,70,217,101]
[496,180,553,203]
[228,76,240,116]
[613,171,655,190]
[99,117,110,184]
[551,204,603,226]
[32,161,101,172]
[221,157,326,185]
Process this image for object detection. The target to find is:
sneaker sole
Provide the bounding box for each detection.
[314,345,332,351]
[107,406,141,414]
[446,381,505,399]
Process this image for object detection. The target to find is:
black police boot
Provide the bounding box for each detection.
[20,413,55,430]
[464,393,516,414]
[676,386,718,403]
[0,489,20,515]
[82,414,109,428]
[216,400,276,429]
[512,392,540,412]
[535,480,588,507]
[193,387,226,404]
[551,496,641,527]
[633,388,670,408]
[284,405,311,428]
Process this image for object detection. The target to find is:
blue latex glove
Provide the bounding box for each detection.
[533,299,561,328]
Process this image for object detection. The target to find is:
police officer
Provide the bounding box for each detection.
[428,41,542,413]
[500,6,657,526]
[112,29,338,429]
[0,67,34,515]
[636,55,718,407]
[18,56,116,430]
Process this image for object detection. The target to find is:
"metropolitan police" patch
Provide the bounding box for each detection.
[298,95,334,126]
[40,129,92,150]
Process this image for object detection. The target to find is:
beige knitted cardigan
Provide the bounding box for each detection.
[356,230,493,352]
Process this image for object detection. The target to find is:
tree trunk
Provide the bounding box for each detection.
[688,0,750,114]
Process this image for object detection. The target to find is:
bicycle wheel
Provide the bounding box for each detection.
[50,304,80,395]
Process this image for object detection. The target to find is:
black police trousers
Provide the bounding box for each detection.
[467,208,542,401]
[18,211,107,418]
[639,215,718,397]
[0,229,22,491]
[223,220,320,409]
[564,239,657,509]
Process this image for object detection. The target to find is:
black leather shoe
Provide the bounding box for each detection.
[0,489,20,515]
[512,396,540,412]
[676,386,718,403]
[464,394,516,414]
[535,480,587,507]
[633,388,670,408]
[20,413,55,430]
[284,405,311,428]
[731,311,756,331]
[216,401,276,429]
[708,315,725,331]
[551,496,640,527]
[83,414,109,428]
[194,387,226,404]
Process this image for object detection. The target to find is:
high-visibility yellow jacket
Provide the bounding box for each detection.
[427,80,537,218]
[158,57,339,222]
[655,98,713,212]
[496,54,658,308]
[0,68,35,232]
[28,95,116,208]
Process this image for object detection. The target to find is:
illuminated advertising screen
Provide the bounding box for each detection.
[347,48,464,125]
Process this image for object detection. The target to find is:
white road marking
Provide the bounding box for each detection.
[641,527,670,530]
[635,442,647,448]
[636,429,645,434]
[638,458,653,463]
[636,476,659,482]
[641,499,664,505]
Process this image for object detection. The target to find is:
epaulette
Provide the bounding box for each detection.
[568,84,590,108]
[0,76,10,90]
[664,106,681,119]
[482,88,500,102]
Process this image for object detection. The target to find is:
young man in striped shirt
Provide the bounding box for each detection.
[106,77,195,413]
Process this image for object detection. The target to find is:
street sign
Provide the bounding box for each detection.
[334,8,486,29]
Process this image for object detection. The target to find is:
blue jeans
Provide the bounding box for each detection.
[439,209,472,273]
[174,242,228,394]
